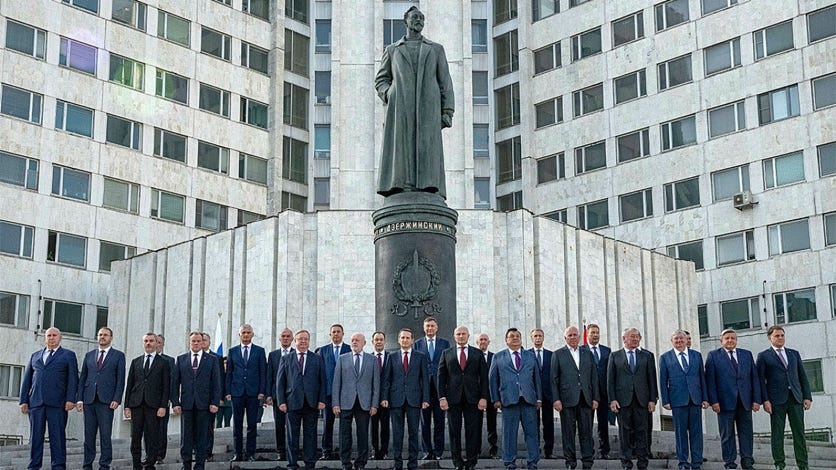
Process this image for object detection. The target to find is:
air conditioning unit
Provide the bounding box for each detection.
[733,191,755,210]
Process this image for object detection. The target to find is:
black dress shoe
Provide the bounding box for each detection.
[420,453,434,460]
[231,454,245,462]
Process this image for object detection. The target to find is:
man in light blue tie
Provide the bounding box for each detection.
[317,324,351,459]
[413,317,450,459]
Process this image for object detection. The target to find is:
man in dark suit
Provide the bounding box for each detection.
[476,333,498,458]
[266,327,295,461]
[705,329,762,470]
[607,327,658,470]
[659,330,709,470]
[757,326,812,470]
[489,328,542,470]
[581,323,611,460]
[552,326,599,470]
[333,333,380,470]
[277,329,328,470]
[438,326,489,470]
[200,332,224,462]
[172,332,222,470]
[154,334,176,464]
[19,327,79,470]
[76,327,126,470]
[225,323,267,461]
[370,331,390,460]
[528,328,554,459]
[317,324,351,459]
[381,328,431,470]
[125,332,171,470]
[412,317,449,459]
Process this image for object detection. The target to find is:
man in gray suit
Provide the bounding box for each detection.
[333,333,380,470]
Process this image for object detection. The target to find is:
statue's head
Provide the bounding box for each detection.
[403,6,425,33]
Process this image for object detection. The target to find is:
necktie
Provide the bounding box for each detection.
[628,350,636,372]
[377,352,383,370]
[354,353,361,374]
[45,349,54,364]
[536,349,542,369]
[334,345,340,363]
[428,339,435,359]
[679,351,688,370]
[403,351,409,372]
[243,346,249,363]
[144,354,151,373]
[282,349,289,356]
[298,352,305,373]
[777,348,788,368]
[513,351,521,370]
[459,347,467,371]
[728,350,739,372]
[97,350,105,369]
[592,346,600,364]
[192,353,199,374]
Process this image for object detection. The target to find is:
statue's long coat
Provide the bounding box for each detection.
[375,36,454,199]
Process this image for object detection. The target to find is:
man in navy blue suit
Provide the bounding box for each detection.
[659,330,709,470]
[529,328,554,459]
[489,328,542,470]
[76,327,126,470]
[19,327,79,470]
[705,329,762,470]
[317,324,351,459]
[413,316,449,459]
[266,327,295,461]
[581,323,611,460]
[277,329,328,470]
[172,332,221,470]
[757,326,812,470]
[154,334,176,465]
[226,323,267,461]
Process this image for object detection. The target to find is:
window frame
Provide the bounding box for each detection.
[0,151,39,191]
[282,136,308,184]
[157,10,191,47]
[285,0,308,24]
[578,199,609,230]
[153,128,187,163]
[111,0,147,31]
[807,5,836,44]
[494,30,519,77]
[55,100,94,138]
[572,82,604,117]
[495,83,521,129]
[534,97,563,128]
[58,37,97,75]
[575,141,606,174]
[196,140,230,174]
[108,54,145,91]
[238,153,268,185]
[102,177,139,214]
[708,100,745,138]
[471,20,488,53]
[666,240,704,271]
[61,0,99,14]
[0,290,29,329]
[571,27,602,62]
[314,125,331,159]
[715,229,755,266]
[4,20,47,60]
[241,41,269,75]
[612,10,644,47]
[1,84,43,124]
[241,96,269,129]
[616,128,650,163]
[150,189,185,223]
[767,218,810,256]
[757,84,800,125]
[474,177,491,209]
[98,240,136,272]
[812,73,836,110]
[0,220,35,258]
[201,26,232,62]
[533,42,560,75]
[316,20,332,53]
[105,114,142,150]
[720,297,760,331]
[619,188,653,223]
[820,142,836,178]
[532,0,559,22]
[774,288,817,324]
[702,0,737,16]
[155,69,189,104]
[473,124,490,158]
[660,114,697,151]
[195,199,228,232]
[753,20,794,61]
[42,299,84,336]
[284,29,310,77]
[536,152,565,185]
[51,165,91,202]
[198,83,231,118]
[711,164,750,201]
[46,230,87,268]
[313,178,330,208]
[613,69,647,105]
[763,151,804,189]
[663,176,700,212]
[658,53,693,91]
[704,37,741,76]
[496,136,522,183]
[283,82,308,130]
[472,71,489,105]
[655,0,690,32]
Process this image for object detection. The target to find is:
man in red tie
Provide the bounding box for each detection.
[370,332,391,460]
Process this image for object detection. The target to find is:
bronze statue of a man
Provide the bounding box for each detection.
[375,6,455,199]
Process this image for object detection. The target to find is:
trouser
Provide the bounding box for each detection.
[484,405,498,453]
[617,402,649,469]
[447,402,482,468]
[322,396,336,453]
[287,404,320,469]
[339,400,371,468]
[537,401,554,455]
[594,390,610,455]
[130,406,160,469]
[273,402,288,454]
[83,401,115,469]
[672,404,703,469]
[420,382,445,455]
[157,406,170,460]
[232,394,261,457]
[180,409,210,470]
[560,403,594,469]
[390,405,421,470]
[28,405,68,470]
[717,401,754,469]
[500,402,540,469]
[371,406,390,457]
[769,397,808,469]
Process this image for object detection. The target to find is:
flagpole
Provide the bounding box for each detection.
[214,312,224,357]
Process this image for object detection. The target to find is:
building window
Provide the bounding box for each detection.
[473,124,489,158]
[0,291,29,328]
[661,115,696,151]
[803,360,824,393]
[767,219,810,256]
[544,209,567,223]
[285,0,308,23]
[826,212,836,246]
[0,152,38,190]
[702,0,737,15]
[813,73,836,110]
[314,125,331,159]
[533,42,560,74]
[497,136,522,183]
[1,84,42,124]
[612,11,644,47]
[495,83,520,129]
[535,97,563,128]
[658,54,692,90]
[820,142,836,177]
[495,0,518,24]
[754,20,793,60]
[697,304,708,337]
[758,84,799,124]
[494,31,519,77]
[283,83,308,129]
[832,284,836,317]
[664,176,700,212]
[153,128,187,163]
[316,20,331,53]
[102,177,139,214]
[315,71,331,105]
[109,54,145,90]
[237,210,264,226]
[667,240,704,270]
[157,10,190,47]
[285,29,309,77]
[575,141,606,174]
[569,0,592,6]
[721,297,759,330]
[281,191,307,212]
[617,128,650,163]
[0,220,34,258]
[620,188,653,222]
[474,177,491,209]
[62,0,98,13]
[808,5,836,43]
[655,0,689,32]
[383,19,406,47]
[241,42,269,74]
[55,101,94,137]
[151,189,185,223]
[775,289,816,324]
[198,84,230,118]
[195,200,228,232]
[47,231,87,268]
[98,241,136,272]
[244,0,269,20]
[578,199,609,230]
[241,97,268,128]
[497,191,523,211]
[571,27,602,61]
[313,178,330,208]
[712,164,749,201]
[155,69,188,104]
[572,83,604,117]
[58,38,96,75]
[43,300,83,335]
[95,306,108,333]
[197,141,229,174]
[614,70,647,104]
[51,166,90,202]
[472,20,487,53]
[763,151,804,189]
[239,154,268,184]
[282,137,307,184]
[472,71,489,105]
[716,230,755,266]
[5,20,46,59]
[708,101,745,138]
[532,0,558,21]
[112,0,146,31]
[105,114,142,150]
[537,153,564,184]
[704,38,741,76]
[201,27,231,61]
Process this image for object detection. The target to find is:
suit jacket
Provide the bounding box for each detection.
[317,343,351,396]
[550,346,599,408]
[489,349,541,406]
[704,347,761,411]
[226,343,267,397]
[659,348,707,408]
[757,347,811,406]
[381,349,430,408]
[159,353,176,401]
[371,350,389,405]
[268,347,294,400]
[414,336,450,385]
[582,343,611,399]
[171,351,222,410]
[277,350,328,411]
[125,353,171,409]
[606,348,658,408]
[78,348,126,405]
[438,345,489,406]
[529,348,553,401]
[332,352,380,410]
[20,346,79,408]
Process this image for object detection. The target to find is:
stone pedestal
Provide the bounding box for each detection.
[372,192,458,348]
